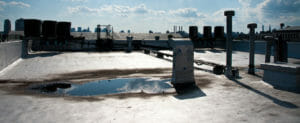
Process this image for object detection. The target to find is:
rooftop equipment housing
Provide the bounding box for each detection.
[189,26,198,41]
[214,26,224,39]
[56,22,71,38]
[203,26,212,39]
[24,19,42,37]
[42,20,57,38]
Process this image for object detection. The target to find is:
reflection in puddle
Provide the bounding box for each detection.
[30,78,175,96]
[31,83,71,92]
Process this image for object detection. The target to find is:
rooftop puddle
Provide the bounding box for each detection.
[29,78,175,96]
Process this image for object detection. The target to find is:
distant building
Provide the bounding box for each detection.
[15,18,24,31]
[236,32,248,40]
[258,31,272,40]
[275,26,300,42]
[4,19,11,34]
[81,27,90,32]
[7,31,24,40]
[71,28,76,32]
[95,27,101,33]
[77,27,82,32]
[102,28,107,32]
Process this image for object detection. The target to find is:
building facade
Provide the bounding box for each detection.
[4,19,11,34]
[77,27,82,32]
[275,26,300,42]
[15,18,24,31]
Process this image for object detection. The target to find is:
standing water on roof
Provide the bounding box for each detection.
[30,78,175,96]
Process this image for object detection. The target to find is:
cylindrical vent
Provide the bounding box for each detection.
[189,26,198,40]
[42,20,57,38]
[155,36,160,40]
[24,19,42,37]
[203,26,212,39]
[97,24,101,40]
[280,23,285,29]
[56,22,71,38]
[214,26,224,39]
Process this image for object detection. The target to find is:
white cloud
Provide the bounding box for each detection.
[8,1,30,8]
[107,5,130,14]
[0,1,30,8]
[169,8,204,18]
[205,8,227,25]
[261,0,300,14]
[151,10,166,16]
[0,1,6,6]
[63,0,88,2]
[67,4,151,17]
[131,4,149,14]
[238,0,251,7]
[100,4,149,15]
[237,0,300,28]
[68,4,207,19]
[68,6,100,14]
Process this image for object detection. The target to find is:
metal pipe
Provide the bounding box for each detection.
[224,10,235,78]
[247,23,257,74]
[97,24,100,40]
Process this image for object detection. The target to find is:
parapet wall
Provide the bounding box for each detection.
[0,40,23,71]
[233,41,300,59]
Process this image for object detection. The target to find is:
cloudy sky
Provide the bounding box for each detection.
[0,0,299,33]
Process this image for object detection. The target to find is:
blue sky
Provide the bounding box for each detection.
[0,0,299,33]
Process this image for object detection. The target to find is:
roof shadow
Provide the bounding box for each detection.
[209,49,223,53]
[232,79,298,109]
[194,50,206,53]
[174,84,206,100]
[23,52,62,59]
[273,86,300,94]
